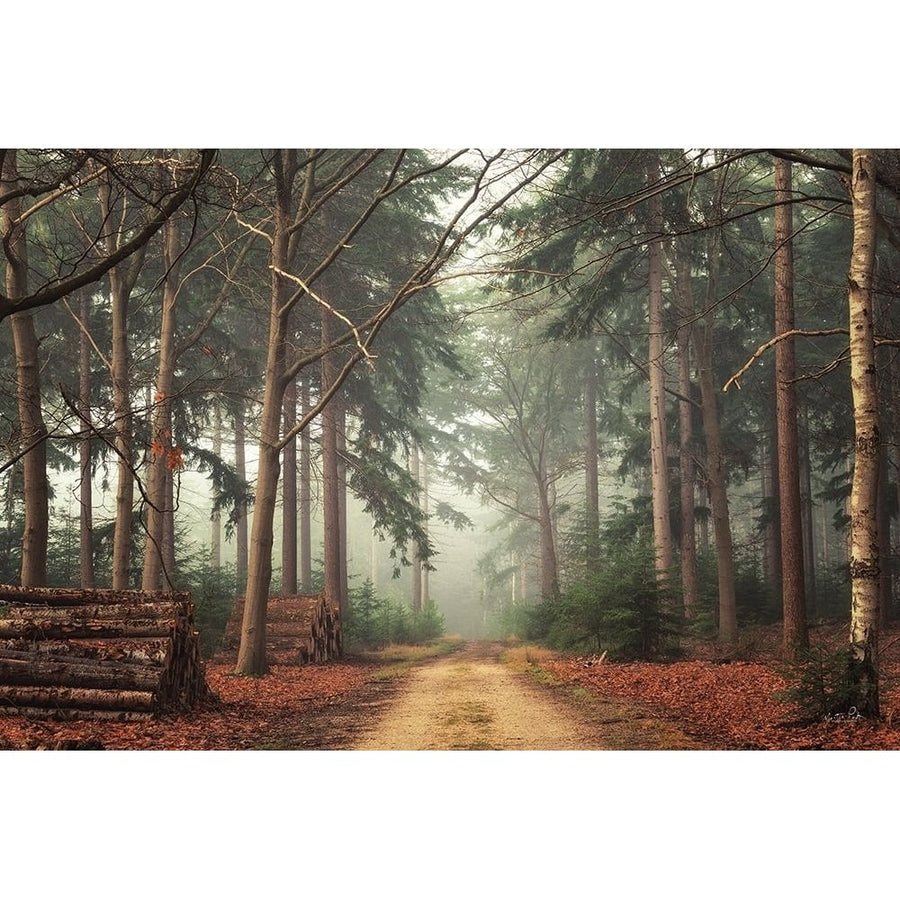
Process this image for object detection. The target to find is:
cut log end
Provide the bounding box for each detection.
[223,593,342,666]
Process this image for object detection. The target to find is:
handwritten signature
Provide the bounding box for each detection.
[824,707,863,722]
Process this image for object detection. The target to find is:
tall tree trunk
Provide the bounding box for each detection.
[646,154,675,580]
[281,375,298,595]
[10,314,47,587]
[696,236,738,642]
[762,413,783,597]
[698,490,710,553]
[142,215,180,591]
[696,327,738,642]
[234,399,249,595]
[210,404,222,570]
[236,295,287,674]
[99,175,146,592]
[321,318,344,621]
[110,282,134,592]
[774,156,808,654]
[78,290,95,588]
[537,445,560,601]
[299,375,313,592]
[236,400,281,674]
[163,463,176,580]
[337,402,349,613]
[410,441,423,613]
[2,150,48,587]
[237,150,314,674]
[421,448,431,608]
[583,351,602,576]
[847,148,880,717]
[798,401,818,619]
[674,250,699,618]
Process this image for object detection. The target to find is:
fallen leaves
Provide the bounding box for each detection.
[542,656,900,750]
[4,626,900,750]
[0,660,379,750]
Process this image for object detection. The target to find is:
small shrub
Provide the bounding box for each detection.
[562,537,683,661]
[775,644,866,722]
[181,563,238,658]
[408,603,445,644]
[546,614,595,654]
[522,599,565,643]
[489,542,684,661]
[344,580,444,650]
[344,580,385,647]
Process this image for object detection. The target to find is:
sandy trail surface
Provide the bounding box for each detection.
[352,642,706,750]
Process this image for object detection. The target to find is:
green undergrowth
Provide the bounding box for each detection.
[344,580,447,650]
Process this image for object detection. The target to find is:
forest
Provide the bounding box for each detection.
[1,147,898,743]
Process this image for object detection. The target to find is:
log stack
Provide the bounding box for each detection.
[0,585,213,721]
[222,593,342,665]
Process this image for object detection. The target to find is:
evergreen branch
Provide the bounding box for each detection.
[55,384,157,512]
[174,229,258,358]
[0,149,216,321]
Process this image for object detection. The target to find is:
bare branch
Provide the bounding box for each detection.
[272,266,376,366]
[723,328,848,392]
[61,296,112,370]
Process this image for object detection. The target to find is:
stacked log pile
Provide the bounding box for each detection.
[0,585,213,721]
[222,593,342,665]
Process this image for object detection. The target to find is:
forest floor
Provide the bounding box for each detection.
[2,623,900,750]
[540,626,900,750]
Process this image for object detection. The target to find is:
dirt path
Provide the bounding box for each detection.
[351,642,709,750]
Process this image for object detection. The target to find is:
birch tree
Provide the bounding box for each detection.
[847,148,880,717]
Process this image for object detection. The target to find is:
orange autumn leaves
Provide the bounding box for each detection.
[149,439,184,472]
[148,391,184,472]
[5,629,900,750]
[0,661,379,751]
[543,656,900,750]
